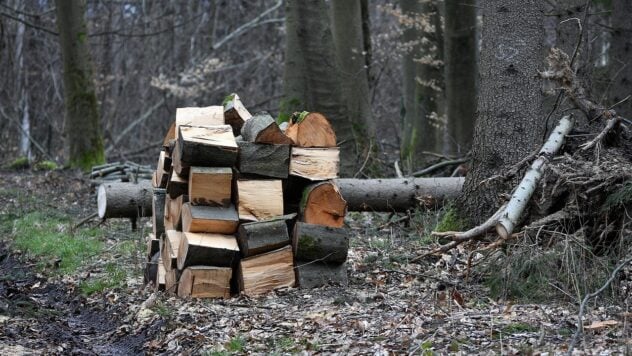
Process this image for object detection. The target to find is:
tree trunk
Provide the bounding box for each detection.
[15,2,31,160]
[444,0,478,155]
[55,0,105,170]
[610,0,632,118]
[461,0,546,224]
[283,0,356,176]
[331,0,375,138]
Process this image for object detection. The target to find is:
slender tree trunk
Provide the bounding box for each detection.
[283,0,356,176]
[331,0,375,140]
[15,2,31,160]
[460,0,546,223]
[444,0,478,155]
[610,0,632,118]
[55,0,104,169]
[360,0,374,89]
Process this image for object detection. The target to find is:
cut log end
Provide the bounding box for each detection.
[301,181,347,228]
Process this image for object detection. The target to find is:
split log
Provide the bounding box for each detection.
[171,139,189,177]
[290,147,339,180]
[164,194,187,231]
[300,181,347,227]
[334,177,464,211]
[241,112,293,145]
[166,171,188,199]
[237,215,293,257]
[237,141,290,178]
[177,266,232,299]
[161,230,182,271]
[144,252,160,285]
[181,202,239,234]
[237,179,284,221]
[146,234,159,261]
[178,125,238,167]
[97,180,153,219]
[152,188,166,238]
[293,222,349,263]
[163,122,176,147]
[295,261,348,288]
[223,93,252,136]
[238,245,295,296]
[177,232,240,270]
[155,257,166,291]
[188,167,232,206]
[165,269,181,295]
[155,151,170,188]
[175,106,224,138]
[284,112,337,147]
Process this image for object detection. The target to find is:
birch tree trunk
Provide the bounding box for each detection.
[55,0,105,169]
[283,0,356,176]
[610,0,632,118]
[460,0,546,223]
[15,2,31,160]
[444,0,477,155]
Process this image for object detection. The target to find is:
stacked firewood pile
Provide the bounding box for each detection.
[145,94,350,298]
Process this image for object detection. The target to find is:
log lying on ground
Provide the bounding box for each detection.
[295,261,348,288]
[181,202,239,234]
[177,266,232,299]
[238,245,295,296]
[97,180,153,219]
[241,112,293,145]
[237,215,293,257]
[293,222,349,263]
[175,106,224,138]
[290,147,339,180]
[188,167,232,206]
[152,188,166,238]
[237,179,284,221]
[300,181,347,227]
[223,93,252,136]
[161,230,182,271]
[284,112,337,147]
[177,232,240,269]
[178,125,238,167]
[237,141,290,178]
[335,177,464,211]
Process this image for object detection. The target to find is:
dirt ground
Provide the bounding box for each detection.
[0,169,630,355]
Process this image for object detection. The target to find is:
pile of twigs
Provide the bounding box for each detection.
[89,161,153,186]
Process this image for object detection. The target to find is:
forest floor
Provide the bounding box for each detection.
[0,169,630,355]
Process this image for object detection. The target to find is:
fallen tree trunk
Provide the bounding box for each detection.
[335,177,464,211]
[97,180,153,219]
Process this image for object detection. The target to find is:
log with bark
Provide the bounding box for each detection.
[177,266,232,299]
[181,202,239,234]
[292,222,349,263]
[241,112,293,145]
[146,234,159,261]
[290,147,340,180]
[300,181,347,227]
[237,141,290,178]
[223,93,252,136]
[238,245,295,296]
[166,171,188,199]
[284,112,337,147]
[177,232,240,270]
[178,125,238,167]
[188,167,232,206]
[175,106,224,138]
[97,180,153,219]
[237,215,294,257]
[295,261,348,288]
[236,179,284,221]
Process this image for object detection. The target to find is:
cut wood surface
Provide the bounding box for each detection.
[237,179,284,221]
[177,266,232,299]
[241,112,293,145]
[171,140,190,177]
[175,106,224,138]
[146,234,159,261]
[181,202,239,234]
[290,147,339,180]
[97,180,153,219]
[295,261,348,288]
[165,268,181,295]
[179,125,238,167]
[284,112,337,147]
[167,171,188,199]
[335,177,464,211]
[238,216,292,257]
[152,188,166,238]
[223,93,252,136]
[237,141,290,178]
[156,257,166,291]
[239,245,295,296]
[161,230,182,271]
[164,194,187,231]
[300,181,347,227]
[177,232,239,270]
[155,151,169,188]
[188,167,232,206]
[293,222,349,263]
[163,122,176,147]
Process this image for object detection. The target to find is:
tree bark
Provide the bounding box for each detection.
[460,0,546,224]
[97,181,153,219]
[55,0,105,170]
[610,0,632,118]
[444,0,478,155]
[283,0,356,175]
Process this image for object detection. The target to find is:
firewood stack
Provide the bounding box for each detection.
[146,94,350,298]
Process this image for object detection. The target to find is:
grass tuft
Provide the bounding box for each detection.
[33,160,59,171]
[7,156,30,169]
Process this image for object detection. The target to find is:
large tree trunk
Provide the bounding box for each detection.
[460,0,546,224]
[331,0,375,140]
[55,0,104,170]
[610,0,632,118]
[283,0,356,176]
[444,0,478,155]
